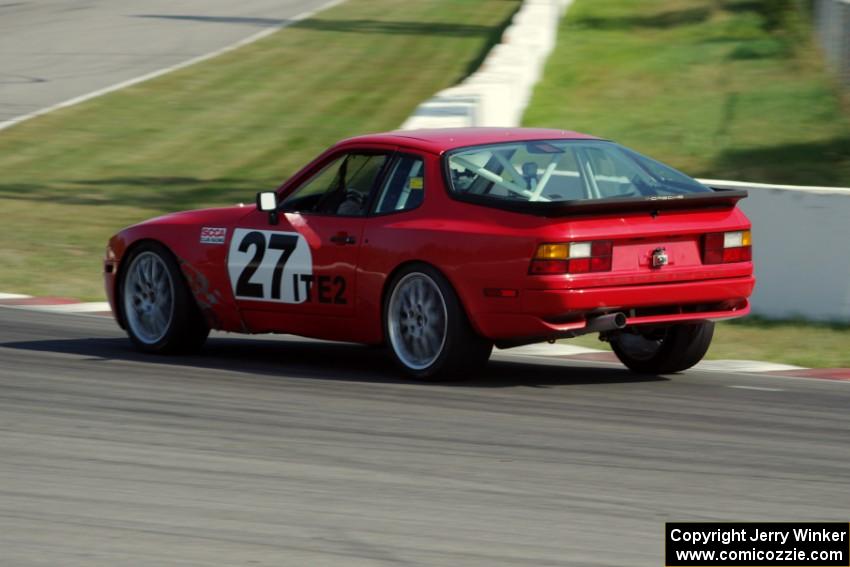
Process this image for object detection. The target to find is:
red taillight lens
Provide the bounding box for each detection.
[529,259,568,274]
[703,230,751,264]
[591,240,613,256]
[567,258,590,273]
[567,255,614,274]
[722,246,752,263]
[590,255,612,271]
[530,240,613,274]
[703,232,725,264]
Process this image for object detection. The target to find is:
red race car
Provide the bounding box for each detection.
[104,128,754,379]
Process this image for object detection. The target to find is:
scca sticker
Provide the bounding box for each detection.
[227,229,314,303]
[200,227,226,244]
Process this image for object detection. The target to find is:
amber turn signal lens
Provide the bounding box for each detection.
[535,243,569,260]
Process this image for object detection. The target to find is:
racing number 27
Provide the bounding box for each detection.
[236,231,296,299]
[234,230,346,304]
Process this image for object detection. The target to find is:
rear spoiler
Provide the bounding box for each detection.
[454,187,748,217]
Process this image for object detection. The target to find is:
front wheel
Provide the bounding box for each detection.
[120,242,209,354]
[384,265,492,381]
[609,321,714,374]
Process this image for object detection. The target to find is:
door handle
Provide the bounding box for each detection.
[330,233,356,245]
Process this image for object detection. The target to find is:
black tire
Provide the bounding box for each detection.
[119,241,209,354]
[384,264,492,381]
[610,321,714,374]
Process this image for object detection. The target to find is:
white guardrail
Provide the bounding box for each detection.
[402,0,850,322]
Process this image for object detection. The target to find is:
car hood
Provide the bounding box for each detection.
[129,204,251,229]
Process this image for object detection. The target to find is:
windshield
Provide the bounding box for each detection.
[445,140,711,204]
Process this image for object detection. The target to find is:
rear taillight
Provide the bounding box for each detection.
[530,241,613,275]
[703,230,752,264]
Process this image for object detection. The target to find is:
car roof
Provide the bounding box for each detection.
[335,127,601,154]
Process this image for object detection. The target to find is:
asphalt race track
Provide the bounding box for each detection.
[1,307,848,566]
[4,0,849,564]
[0,0,331,124]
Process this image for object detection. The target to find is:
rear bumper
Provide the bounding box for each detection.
[473,276,755,341]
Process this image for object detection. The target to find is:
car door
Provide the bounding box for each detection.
[227,149,392,337]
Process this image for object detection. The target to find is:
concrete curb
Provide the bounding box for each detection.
[500,343,850,381]
[0,294,111,314]
[501,342,809,373]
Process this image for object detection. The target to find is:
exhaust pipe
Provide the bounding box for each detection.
[584,312,627,334]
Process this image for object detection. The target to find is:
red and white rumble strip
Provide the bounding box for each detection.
[2,292,848,381]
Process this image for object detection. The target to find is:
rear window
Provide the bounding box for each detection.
[445,140,711,205]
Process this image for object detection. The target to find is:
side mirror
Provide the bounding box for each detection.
[256,191,279,225]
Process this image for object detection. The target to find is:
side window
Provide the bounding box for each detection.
[282,152,388,216]
[282,155,346,212]
[374,155,425,214]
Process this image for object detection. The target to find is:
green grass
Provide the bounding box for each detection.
[524,0,850,186]
[567,318,850,368]
[0,0,521,300]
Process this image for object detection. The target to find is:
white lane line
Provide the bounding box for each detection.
[0,293,31,299]
[0,0,345,132]
[728,385,785,392]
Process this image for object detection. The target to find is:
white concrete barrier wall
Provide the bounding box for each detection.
[700,180,850,322]
[401,0,850,323]
[814,0,850,87]
[401,0,573,129]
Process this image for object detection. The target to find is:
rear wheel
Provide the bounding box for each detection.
[385,264,492,380]
[120,242,209,354]
[609,321,714,374]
